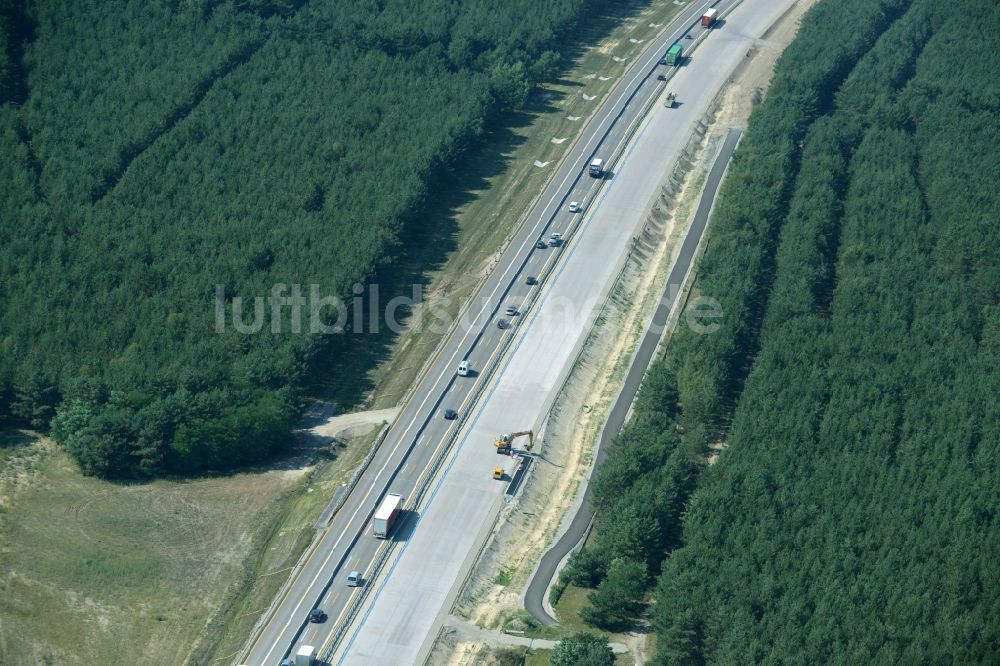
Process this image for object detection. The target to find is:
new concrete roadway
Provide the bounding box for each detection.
[332,1,798,664]
[524,127,743,627]
[238,0,794,663]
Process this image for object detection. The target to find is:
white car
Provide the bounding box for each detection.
[568,201,581,213]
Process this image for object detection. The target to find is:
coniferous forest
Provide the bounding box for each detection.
[561,0,1000,661]
[0,0,595,477]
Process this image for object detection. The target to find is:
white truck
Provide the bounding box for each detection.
[295,645,316,666]
[373,493,403,538]
[588,157,604,177]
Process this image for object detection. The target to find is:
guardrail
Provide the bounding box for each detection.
[318,5,735,662]
[239,3,743,664]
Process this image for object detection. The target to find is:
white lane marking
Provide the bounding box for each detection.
[262,2,715,659]
[260,126,578,658]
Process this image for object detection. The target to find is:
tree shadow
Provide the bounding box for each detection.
[557,0,654,69]
[297,0,675,424]
[0,428,41,450]
[301,92,562,410]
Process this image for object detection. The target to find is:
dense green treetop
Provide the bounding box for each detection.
[0,0,598,475]
[562,0,1000,661]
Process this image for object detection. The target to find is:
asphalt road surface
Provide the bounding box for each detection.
[523,127,743,627]
[332,2,799,664]
[238,0,791,663]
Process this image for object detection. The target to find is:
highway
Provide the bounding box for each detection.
[238,0,787,663]
[333,2,800,664]
[524,127,744,626]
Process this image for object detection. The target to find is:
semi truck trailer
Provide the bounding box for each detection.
[295,645,315,666]
[373,493,403,538]
[665,43,683,66]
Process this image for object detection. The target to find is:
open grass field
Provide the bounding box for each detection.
[0,426,377,665]
[0,433,298,664]
[205,424,380,662]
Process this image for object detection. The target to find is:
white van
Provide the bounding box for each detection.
[457,360,470,376]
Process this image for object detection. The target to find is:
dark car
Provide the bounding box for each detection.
[526,276,538,285]
[535,239,547,249]
[657,73,666,81]
[309,608,327,623]
[659,57,667,65]
[497,319,508,330]
[443,408,458,420]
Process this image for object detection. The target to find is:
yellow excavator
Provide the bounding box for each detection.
[494,430,534,455]
[493,466,505,480]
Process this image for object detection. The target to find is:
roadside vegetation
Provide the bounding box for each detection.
[0,0,610,479]
[1,2,687,663]
[560,0,1000,662]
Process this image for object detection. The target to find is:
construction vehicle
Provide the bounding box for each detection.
[494,430,534,455]
[493,466,504,480]
[665,91,677,108]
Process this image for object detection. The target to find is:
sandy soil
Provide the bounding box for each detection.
[307,405,399,441]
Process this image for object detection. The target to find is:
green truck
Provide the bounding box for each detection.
[665,43,683,66]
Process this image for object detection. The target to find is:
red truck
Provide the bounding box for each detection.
[373,493,403,538]
[702,8,717,27]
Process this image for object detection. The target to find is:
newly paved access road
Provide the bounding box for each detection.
[239,0,796,663]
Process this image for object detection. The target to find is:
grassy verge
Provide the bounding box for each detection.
[191,426,381,663]
[504,584,632,644]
